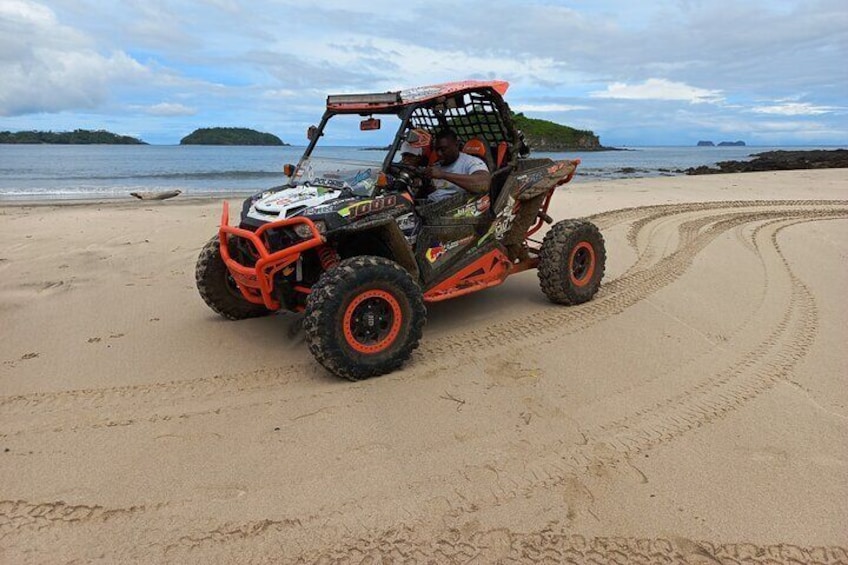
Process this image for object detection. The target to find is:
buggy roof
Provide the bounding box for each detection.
[325,80,509,112]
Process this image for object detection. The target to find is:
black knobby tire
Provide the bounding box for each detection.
[303,256,426,381]
[195,236,270,320]
[538,220,606,305]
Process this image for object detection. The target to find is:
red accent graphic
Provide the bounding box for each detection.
[425,245,446,263]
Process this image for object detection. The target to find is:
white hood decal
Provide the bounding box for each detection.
[246,186,338,223]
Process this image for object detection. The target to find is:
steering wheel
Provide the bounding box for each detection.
[387,163,429,199]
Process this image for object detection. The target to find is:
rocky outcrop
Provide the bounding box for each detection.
[686,149,848,175]
[511,112,613,151]
[527,133,604,151]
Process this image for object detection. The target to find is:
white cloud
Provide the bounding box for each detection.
[144,102,196,116]
[1,48,148,115]
[590,79,724,104]
[750,102,839,116]
[0,0,150,116]
[512,104,590,113]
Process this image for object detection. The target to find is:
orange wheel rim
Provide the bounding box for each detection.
[342,289,403,354]
[569,241,595,287]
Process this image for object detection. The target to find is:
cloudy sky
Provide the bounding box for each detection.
[1,0,846,146]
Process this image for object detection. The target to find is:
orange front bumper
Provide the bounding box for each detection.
[218,201,324,311]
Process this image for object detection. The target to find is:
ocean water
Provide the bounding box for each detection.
[0,144,841,201]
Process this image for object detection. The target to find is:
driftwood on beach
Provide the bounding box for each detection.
[686,149,848,175]
[129,189,182,200]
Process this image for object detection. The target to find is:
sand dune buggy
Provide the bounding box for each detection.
[196,80,605,380]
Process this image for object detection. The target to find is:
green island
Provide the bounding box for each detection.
[0,129,146,144]
[180,127,287,146]
[511,113,605,151]
[450,111,607,151]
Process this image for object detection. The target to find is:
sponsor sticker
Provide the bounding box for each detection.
[453,195,490,218]
[425,235,474,263]
[338,194,400,218]
[397,212,417,232]
[476,195,490,213]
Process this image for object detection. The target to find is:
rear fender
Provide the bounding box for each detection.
[514,159,580,201]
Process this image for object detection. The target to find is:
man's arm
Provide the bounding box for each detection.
[427,168,490,194]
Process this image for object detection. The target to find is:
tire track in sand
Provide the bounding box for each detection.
[0,201,845,436]
[287,525,848,565]
[343,213,838,534]
[263,208,847,563]
[419,201,846,359]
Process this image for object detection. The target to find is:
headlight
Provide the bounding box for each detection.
[293,220,325,238]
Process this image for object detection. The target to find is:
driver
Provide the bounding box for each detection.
[424,129,490,202]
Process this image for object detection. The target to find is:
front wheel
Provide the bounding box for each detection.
[538,220,605,305]
[303,256,426,381]
[195,236,271,320]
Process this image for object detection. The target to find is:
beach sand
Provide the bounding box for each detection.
[1,169,846,563]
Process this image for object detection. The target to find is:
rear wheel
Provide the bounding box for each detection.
[538,220,605,305]
[303,256,426,381]
[195,237,270,320]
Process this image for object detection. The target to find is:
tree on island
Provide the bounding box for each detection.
[510,112,604,150]
[0,129,146,144]
[448,110,606,151]
[180,127,287,146]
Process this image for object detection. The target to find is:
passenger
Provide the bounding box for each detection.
[398,141,425,167]
[424,129,490,202]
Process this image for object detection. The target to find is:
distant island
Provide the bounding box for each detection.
[511,113,609,151]
[0,129,146,144]
[697,140,746,147]
[180,127,287,146]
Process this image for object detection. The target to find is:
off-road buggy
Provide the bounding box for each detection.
[196,80,605,380]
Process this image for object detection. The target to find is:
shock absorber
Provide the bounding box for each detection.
[316,245,340,271]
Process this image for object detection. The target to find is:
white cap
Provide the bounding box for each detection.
[400,141,422,156]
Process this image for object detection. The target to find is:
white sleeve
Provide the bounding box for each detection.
[462,154,489,174]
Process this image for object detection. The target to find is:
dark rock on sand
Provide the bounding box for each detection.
[686,149,848,175]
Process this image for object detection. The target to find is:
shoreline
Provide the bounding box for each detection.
[3,166,847,207]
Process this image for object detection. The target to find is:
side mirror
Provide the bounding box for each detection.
[283,164,295,177]
[360,118,381,131]
[306,125,318,141]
